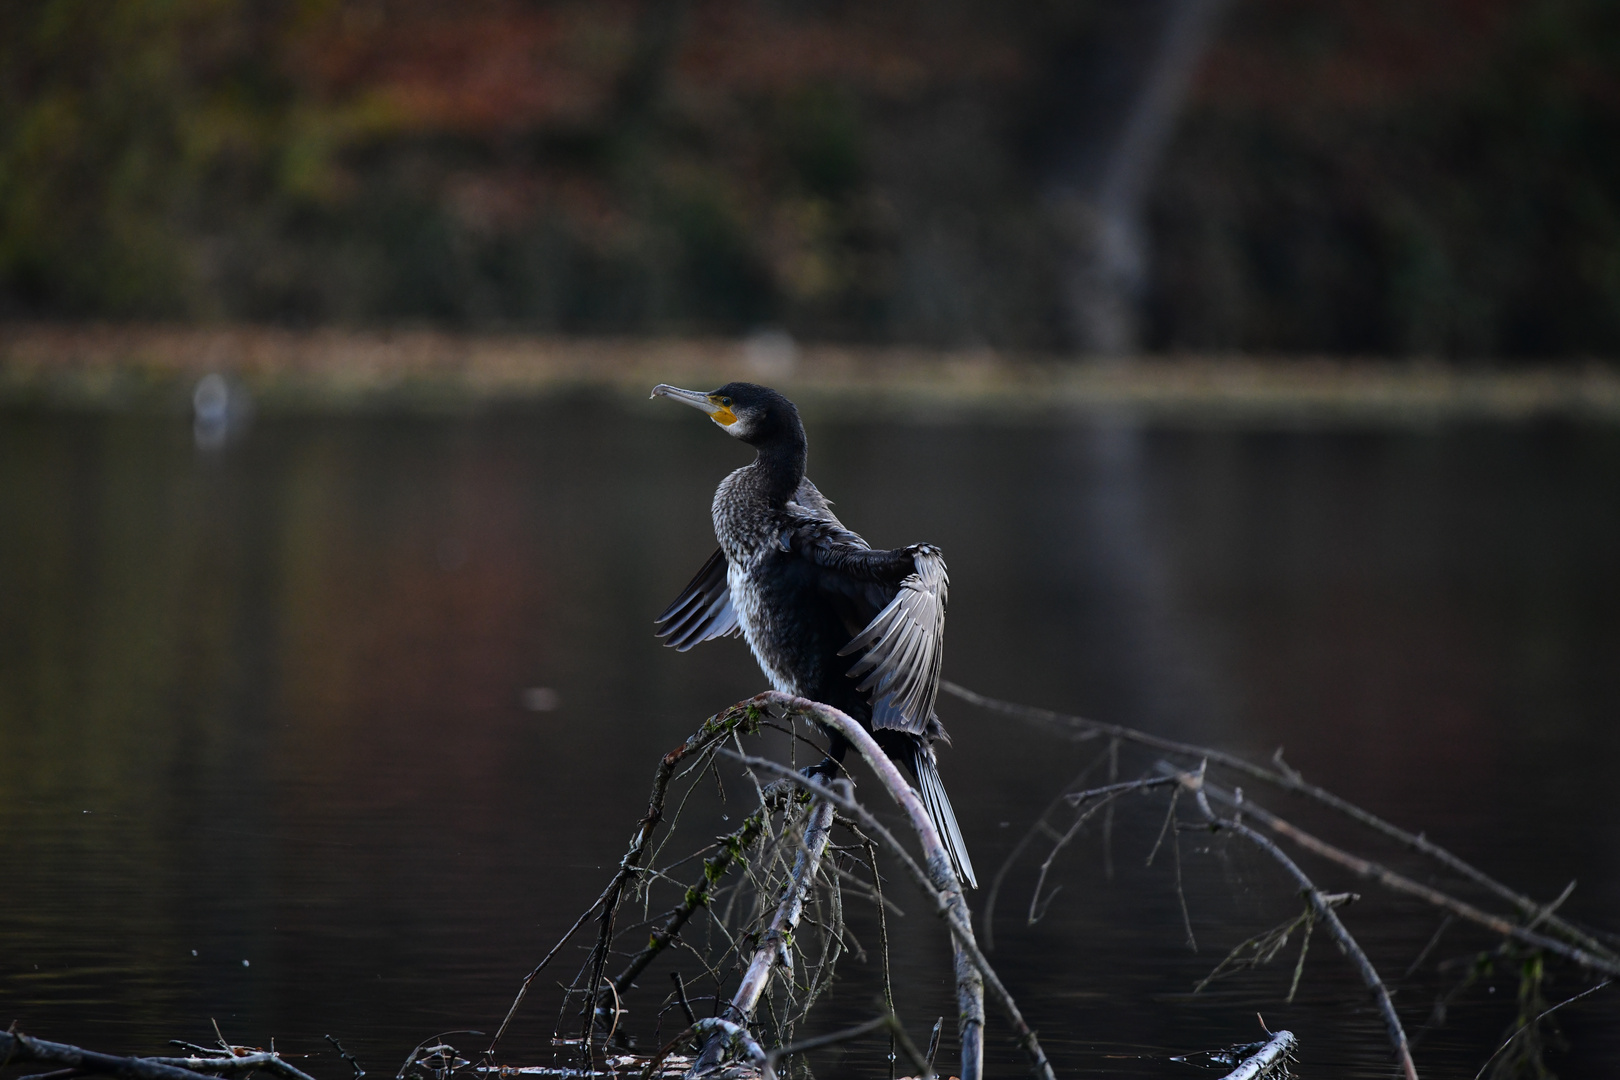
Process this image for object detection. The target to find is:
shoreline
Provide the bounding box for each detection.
[4,323,1619,424]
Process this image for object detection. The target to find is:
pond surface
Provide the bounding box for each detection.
[3,398,1619,1078]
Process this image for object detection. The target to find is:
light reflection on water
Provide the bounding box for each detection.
[2,401,1618,1078]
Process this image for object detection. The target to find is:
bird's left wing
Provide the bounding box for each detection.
[835,544,948,735]
[655,548,741,651]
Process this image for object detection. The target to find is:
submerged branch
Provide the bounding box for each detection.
[0,1033,316,1080]
[1218,1030,1297,1080]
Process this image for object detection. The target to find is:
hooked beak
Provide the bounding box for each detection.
[651,384,712,411]
[651,384,738,426]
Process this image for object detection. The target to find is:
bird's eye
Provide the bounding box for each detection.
[720,397,732,406]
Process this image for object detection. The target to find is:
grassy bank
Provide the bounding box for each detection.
[3,323,1618,425]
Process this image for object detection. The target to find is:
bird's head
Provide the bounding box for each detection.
[650,382,800,446]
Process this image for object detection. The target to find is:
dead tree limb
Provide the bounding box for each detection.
[1174,768,1420,1080]
[1217,1030,1297,1080]
[489,701,765,1057]
[754,693,992,1080]
[644,1018,768,1080]
[720,747,1053,1080]
[945,680,1617,964]
[689,795,835,1075]
[1192,775,1620,978]
[0,1033,315,1080]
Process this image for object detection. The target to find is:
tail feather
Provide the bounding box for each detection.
[911,747,977,890]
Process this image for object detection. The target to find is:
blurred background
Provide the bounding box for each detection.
[3,0,1619,358]
[4,3,1620,1079]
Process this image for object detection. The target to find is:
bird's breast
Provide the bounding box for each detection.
[727,554,809,697]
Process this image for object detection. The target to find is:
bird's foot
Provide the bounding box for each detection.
[759,758,843,807]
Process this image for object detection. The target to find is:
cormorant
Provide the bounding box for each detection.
[650,381,976,888]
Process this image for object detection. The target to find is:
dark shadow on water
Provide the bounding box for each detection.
[2,402,1618,1077]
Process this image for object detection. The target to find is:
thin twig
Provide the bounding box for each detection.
[323,1036,365,1079]
[982,751,1108,952]
[767,1012,933,1078]
[669,972,697,1027]
[862,836,898,1080]
[486,700,763,1059]
[1404,916,1454,979]
[1471,978,1611,1080]
[610,804,768,997]
[1172,781,1197,953]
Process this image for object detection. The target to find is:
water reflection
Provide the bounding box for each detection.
[2,403,1618,1077]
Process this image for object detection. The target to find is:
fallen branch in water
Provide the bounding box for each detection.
[1192,774,1620,978]
[0,1032,318,1080]
[1217,1029,1297,1080]
[1172,764,1420,1080]
[945,680,1618,966]
[18,680,1620,1079]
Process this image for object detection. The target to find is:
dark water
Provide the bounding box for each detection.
[3,400,1619,1078]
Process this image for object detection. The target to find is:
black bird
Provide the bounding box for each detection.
[651,381,976,888]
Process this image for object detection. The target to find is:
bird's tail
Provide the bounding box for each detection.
[909,745,977,890]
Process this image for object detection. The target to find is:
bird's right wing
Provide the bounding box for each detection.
[836,545,948,735]
[655,548,740,651]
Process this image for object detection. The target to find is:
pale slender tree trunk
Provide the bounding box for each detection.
[1045,0,1231,355]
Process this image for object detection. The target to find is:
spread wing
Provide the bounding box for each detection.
[829,544,948,736]
[654,547,740,651]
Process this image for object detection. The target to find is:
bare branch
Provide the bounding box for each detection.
[487,700,765,1058]
[1193,773,1620,978]
[944,680,1618,965]
[611,804,769,997]
[720,748,1053,1080]
[0,1033,312,1080]
[1218,1029,1297,1080]
[690,793,835,1075]
[1174,769,1420,1080]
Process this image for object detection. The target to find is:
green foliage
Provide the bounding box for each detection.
[2,0,279,315]
[1152,0,1620,357]
[4,0,1619,355]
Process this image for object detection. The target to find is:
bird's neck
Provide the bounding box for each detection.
[750,428,807,506]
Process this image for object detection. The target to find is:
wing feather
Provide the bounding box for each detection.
[655,548,741,651]
[837,546,948,734]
